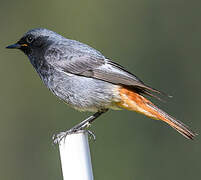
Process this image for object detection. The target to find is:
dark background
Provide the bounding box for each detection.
[1,0,201,179]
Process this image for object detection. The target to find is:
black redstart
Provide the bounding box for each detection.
[6,28,196,143]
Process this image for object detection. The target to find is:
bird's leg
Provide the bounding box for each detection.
[53,109,108,144]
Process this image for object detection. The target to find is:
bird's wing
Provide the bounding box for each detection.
[48,52,163,95]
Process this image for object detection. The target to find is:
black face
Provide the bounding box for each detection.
[6,34,49,56]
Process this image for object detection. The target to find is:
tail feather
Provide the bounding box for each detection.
[117,87,196,139]
[147,103,196,139]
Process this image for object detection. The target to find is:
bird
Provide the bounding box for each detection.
[6,28,196,143]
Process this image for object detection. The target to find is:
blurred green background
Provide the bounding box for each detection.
[1,0,201,179]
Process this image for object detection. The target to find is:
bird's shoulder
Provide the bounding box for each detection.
[44,39,104,62]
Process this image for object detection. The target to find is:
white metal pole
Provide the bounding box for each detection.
[59,130,94,180]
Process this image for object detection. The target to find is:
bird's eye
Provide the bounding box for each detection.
[26,36,34,43]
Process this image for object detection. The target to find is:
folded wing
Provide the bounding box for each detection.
[48,53,165,98]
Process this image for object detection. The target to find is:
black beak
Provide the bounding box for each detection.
[6,43,21,49]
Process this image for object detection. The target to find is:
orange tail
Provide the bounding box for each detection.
[116,87,196,139]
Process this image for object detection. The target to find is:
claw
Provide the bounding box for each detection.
[52,131,68,145]
[86,130,96,141]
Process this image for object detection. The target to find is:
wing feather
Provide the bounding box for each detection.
[48,53,165,97]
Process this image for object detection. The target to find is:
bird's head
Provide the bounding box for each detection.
[6,28,63,57]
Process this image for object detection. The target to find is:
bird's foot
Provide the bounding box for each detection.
[52,130,73,145]
[52,126,95,145]
[52,110,108,145]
